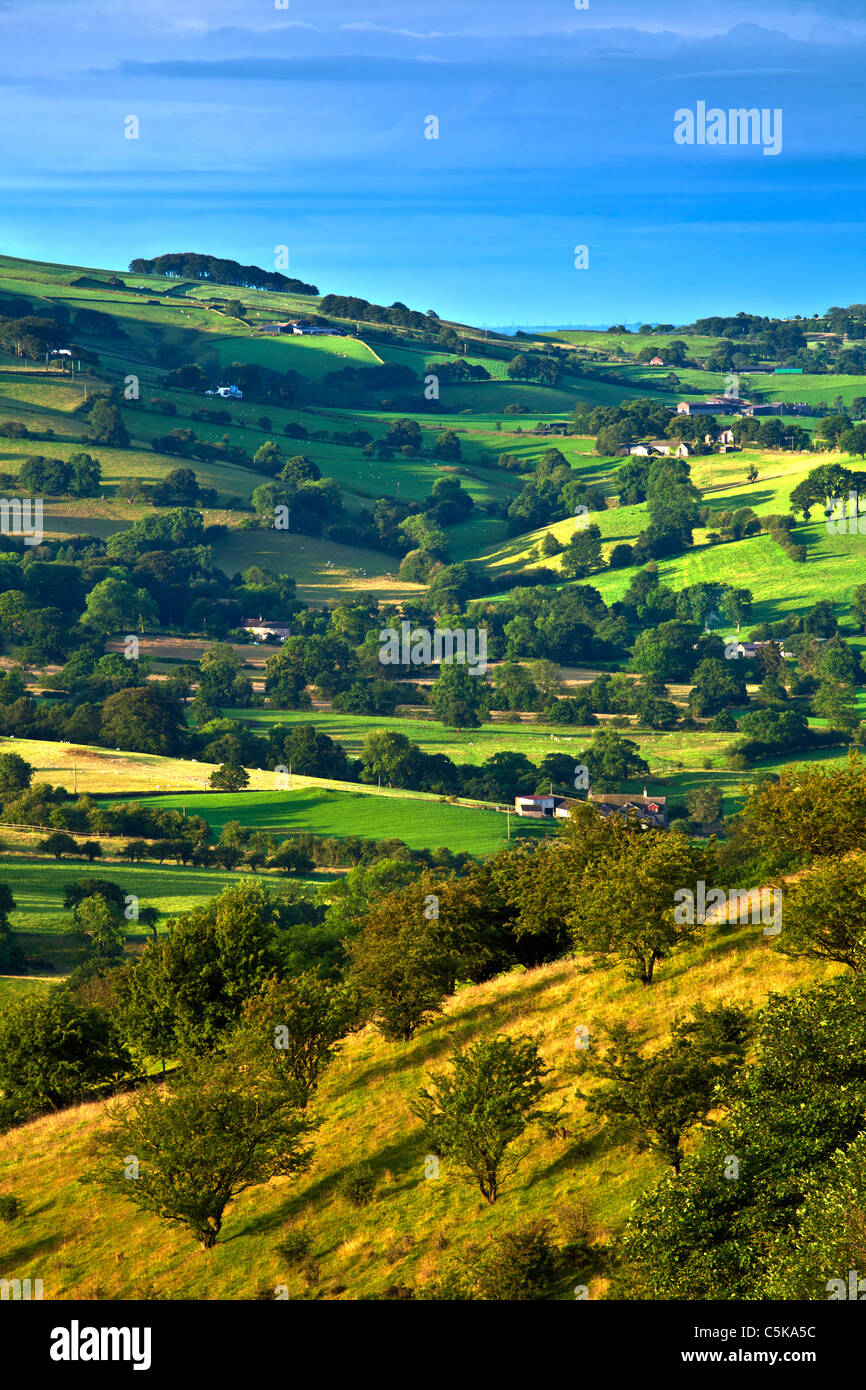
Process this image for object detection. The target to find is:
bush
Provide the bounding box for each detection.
[339,1163,377,1208]
[275,1229,313,1266]
[0,1194,23,1221]
[608,542,635,569]
[711,709,737,732]
[426,1220,561,1300]
[471,1220,561,1299]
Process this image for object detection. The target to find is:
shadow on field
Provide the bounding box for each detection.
[329,968,560,1097]
[0,1226,65,1266]
[227,1131,424,1247]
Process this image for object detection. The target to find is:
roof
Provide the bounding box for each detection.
[241,618,291,631]
[589,793,666,807]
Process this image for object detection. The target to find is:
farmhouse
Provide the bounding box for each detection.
[259,322,295,336]
[241,616,291,642]
[205,385,244,399]
[589,791,667,827]
[650,355,664,366]
[677,399,743,416]
[623,440,692,458]
[728,638,794,660]
[514,794,572,819]
[291,324,345,336]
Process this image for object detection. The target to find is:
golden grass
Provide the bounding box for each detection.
[0,926,835,1301]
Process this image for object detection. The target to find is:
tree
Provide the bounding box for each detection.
[252,440,284,475]
[779,853,866,973]
[210,761,250,792]
[0,882,24,973]
[576,1006,751,1172]
[117,883,284,1058]
[232,973,360,1107]
[69,452,102,497]
[763,1131,866,1300]
[689,656,747,717]
[91,1051,315,1249]
[399,513,448,557]
[81,577,158,633]
[67,891,127,963]
[812,678,860,733]
[0,988,132,1128]
[731,752,866,873]
[686,785,723,828]
[38,831,78,860]
[559,524,603,578]
[612,976,866,1299]
[0,752,32,797]
[100,687,184,755]
[568,827,709,984]
[492,662,538,712]
[578,728,649,791]
[346,885,455,1042]
[430,662,490,730]
[86,399,129,447]
[432,430,462,461]
[632,620,702,682]
[412,1035,548,1203]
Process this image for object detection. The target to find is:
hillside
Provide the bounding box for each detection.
[1,248,866,1317]
[0,926,835,1301]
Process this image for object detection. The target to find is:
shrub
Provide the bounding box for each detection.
[0,1194,24,1221]
[472,1220,561,1299]
[275,1229,313,1266]
[426,1220,561,1300]
[339,1163,377,1208]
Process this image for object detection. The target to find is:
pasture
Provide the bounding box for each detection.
[138,787,543,856]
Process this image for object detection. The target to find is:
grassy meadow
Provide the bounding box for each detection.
[0,928,838,1300]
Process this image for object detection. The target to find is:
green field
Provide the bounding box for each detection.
[2,857,287,937]
[137,787,548,855]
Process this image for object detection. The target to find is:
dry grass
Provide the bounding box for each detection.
[0,927,835,1301]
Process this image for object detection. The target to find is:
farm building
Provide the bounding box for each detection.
[259,322,295,336]
[623,440,692,458]
[589,791,667,827]
[650,355,664,366]
[241,617,292,642]
[727,638,794,660]
[677,399,743,416]
[205,385,244,399]
[291,324,344,336]
[514,794,572,819]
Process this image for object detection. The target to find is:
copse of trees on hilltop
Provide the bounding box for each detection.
[318,294,433,331]
[128,252,317,296]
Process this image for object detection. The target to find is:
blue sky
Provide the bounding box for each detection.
[1,0,864,326]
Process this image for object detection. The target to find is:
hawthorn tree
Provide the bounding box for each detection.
[92,1053,315,1249]
[576,1005,751,1171]
[412,1035,549,1204]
